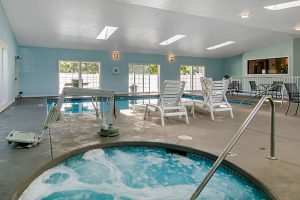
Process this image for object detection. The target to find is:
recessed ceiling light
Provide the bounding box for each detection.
[159,35,186,45]
[264,0,300,10]
[96,26,119,40]
[206,41,235,50]
[240,11,251,18]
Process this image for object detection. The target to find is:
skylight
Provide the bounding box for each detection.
[96,26,119,40]
[264,0,300,10]
[206,41,235,50]
[159,35,186,45]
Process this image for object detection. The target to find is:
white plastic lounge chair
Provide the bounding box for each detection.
[144,80,189,127]
[6,104,57,147]
[191,78,233,120]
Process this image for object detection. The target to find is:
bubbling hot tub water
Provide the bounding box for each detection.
[19,146,269,200]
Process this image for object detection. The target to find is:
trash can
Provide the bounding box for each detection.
[72,79,79,87]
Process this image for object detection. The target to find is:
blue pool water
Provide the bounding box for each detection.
[20,146,269,200]
[47,96,253,114]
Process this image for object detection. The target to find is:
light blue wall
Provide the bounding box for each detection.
[223,40,294,77]
[19,46,224,96]
[293,38,300,76]
[19,47,109,96]
[223,54,243,77]
[0,2,18,109]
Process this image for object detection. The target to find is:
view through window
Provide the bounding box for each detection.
[0,45,8,108]
[59,61,100,93]
[247,57,288,74]
[128,64,160,93]
[0,47,4,107]
[180,65,205,90]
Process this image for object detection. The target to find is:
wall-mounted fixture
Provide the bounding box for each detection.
[112,51,120,61]
[295,24,300,31]
[112,66,120,75]
[168,55,175,62]
[240,11,251,18]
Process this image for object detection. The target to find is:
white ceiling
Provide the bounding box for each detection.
[1,0,300,58]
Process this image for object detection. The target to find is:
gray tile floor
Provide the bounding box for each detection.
[0,96,299,200]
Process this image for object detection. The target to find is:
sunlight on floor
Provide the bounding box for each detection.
[120,109,135,116]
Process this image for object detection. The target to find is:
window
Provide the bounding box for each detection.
[0,47,3,107]
[58,61,100,93]
[81,62,101,89]
[180,65,205,90]
[248,57,288,74]
[0,44,8,109]
[128,64,160,93]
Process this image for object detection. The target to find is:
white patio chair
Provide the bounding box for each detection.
[191,78,233,120]
[144,80,189,127]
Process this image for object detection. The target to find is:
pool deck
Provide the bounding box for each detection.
[0,96,300,200]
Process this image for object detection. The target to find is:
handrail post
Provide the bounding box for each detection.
[190,96,277,200]
[268,97,277,160]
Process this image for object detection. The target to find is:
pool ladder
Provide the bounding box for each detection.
[190,95,276,200]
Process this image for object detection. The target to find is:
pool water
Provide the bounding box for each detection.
[20,146,269,200]
[47,96,253,114]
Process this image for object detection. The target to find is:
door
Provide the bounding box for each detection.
[58,61,100,94]
[0,43,8,109]
[128,64,159,93]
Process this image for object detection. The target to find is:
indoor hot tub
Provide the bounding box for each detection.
[14,142,275,200]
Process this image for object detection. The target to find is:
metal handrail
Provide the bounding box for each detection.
[190,96,276,200]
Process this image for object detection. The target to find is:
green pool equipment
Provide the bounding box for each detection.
[55,87,120,137]
[98,119,119,137]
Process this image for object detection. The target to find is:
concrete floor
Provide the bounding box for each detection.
[0,96,300,200]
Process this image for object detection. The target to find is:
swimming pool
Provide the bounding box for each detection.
[18,143,271,200]
[47,95,253,114]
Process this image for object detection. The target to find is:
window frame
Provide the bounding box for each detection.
[244,55,291,77]
[0,40,8,110]
[0,46,3,107]
[58,60,101,94]
[247,56,289,75]
[128,63,160,93]
[180,65,205,91]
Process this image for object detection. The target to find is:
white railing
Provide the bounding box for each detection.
[231,76,300,94]
[128,74,159,93]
